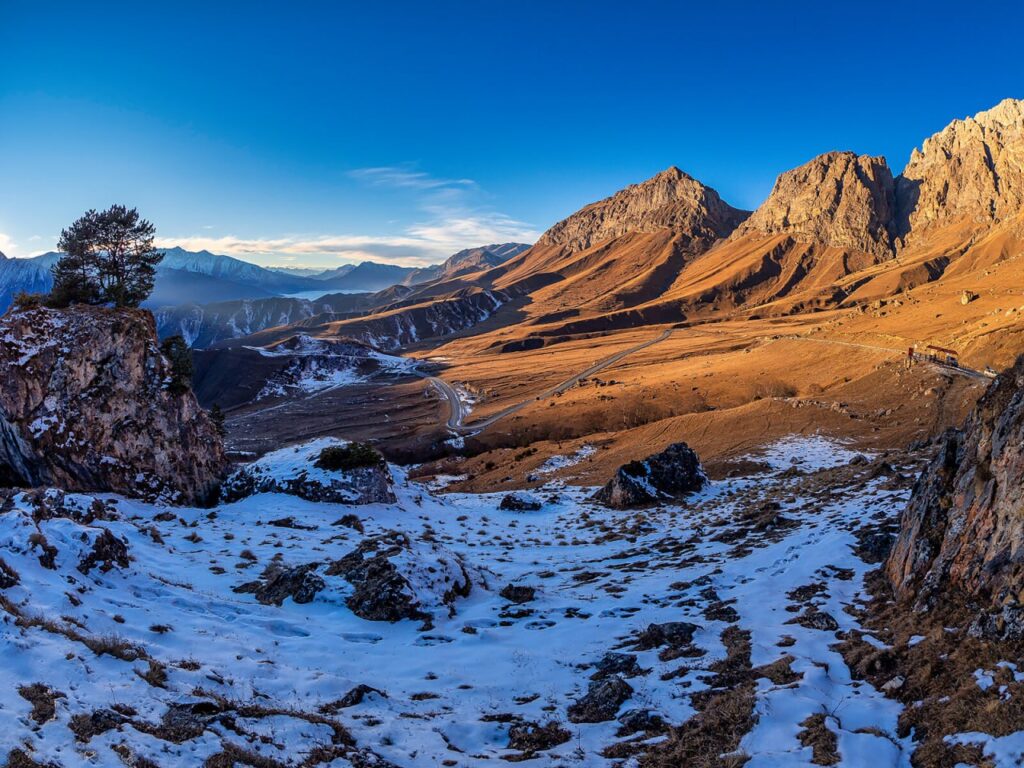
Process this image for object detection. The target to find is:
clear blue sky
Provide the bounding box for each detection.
[1,1,1022,267]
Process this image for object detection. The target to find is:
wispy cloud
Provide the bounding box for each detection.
[347,165,477,192]
[154,209,539,268]
[158,164,540,268]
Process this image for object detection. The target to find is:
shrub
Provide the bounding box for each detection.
[12,291,45,310]
[160,335,194,394]
[208,403,226,437]
[315,442,384,472]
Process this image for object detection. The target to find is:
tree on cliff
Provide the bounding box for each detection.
[51,205,163,308]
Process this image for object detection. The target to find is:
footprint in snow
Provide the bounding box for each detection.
[340,632,384,644]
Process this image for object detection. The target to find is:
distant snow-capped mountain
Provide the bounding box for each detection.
[0,242,531,315]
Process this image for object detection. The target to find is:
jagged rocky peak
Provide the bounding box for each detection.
[898,97,1024,237]
[735,151,897,257]
[537,166,750,254]
[887,355,1024,640]
[0,305,226,504]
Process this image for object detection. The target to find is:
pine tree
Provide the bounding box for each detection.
[52,205,163,308]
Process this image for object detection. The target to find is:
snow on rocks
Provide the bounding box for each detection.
[0,436,927,765]
[250,334,419,400]
[220,437,396,504]
[592,441,707,508]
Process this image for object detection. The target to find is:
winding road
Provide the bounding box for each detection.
[428,328,674,434]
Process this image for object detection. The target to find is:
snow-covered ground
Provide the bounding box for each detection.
[0,437,926,766]
[248,335,419,400]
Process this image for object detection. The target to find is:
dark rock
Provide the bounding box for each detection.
[591,652,642,679]
[326,531,472,622]
[499,584,536,604]
[616,708,667,736]
[633,621,699,650]
[567,676,633,723]
[592,443,706,509]
[234,563,325,606]
[507,720,571,753]
[499,493,543,512]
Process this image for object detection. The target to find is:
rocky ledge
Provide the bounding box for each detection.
[0,305,225,504]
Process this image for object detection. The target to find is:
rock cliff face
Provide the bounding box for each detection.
[735,151,897,257]
[0,305,226,503]
[887,356,1024,638]
[897,98,1024,238]
[537,167,749,254]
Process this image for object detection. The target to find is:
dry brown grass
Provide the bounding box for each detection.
[640,626,756,768]
[836,570,1021,767]
[797,713,839,765]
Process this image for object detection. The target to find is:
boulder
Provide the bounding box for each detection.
[591,652,642,680]
[326,531,475,623]
[233,563,325,606]
[0,306,225,504]
[633,621,700,651]
[887,357,1024,638]
[499,492,542,512]
[567,676,633,723]
[499,584,536,604]
[592,443,706,509]
[221,438,395,505]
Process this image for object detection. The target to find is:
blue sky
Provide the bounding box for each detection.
[1,1,1022,268]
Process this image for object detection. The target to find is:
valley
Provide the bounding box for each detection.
[5,93,1024,768]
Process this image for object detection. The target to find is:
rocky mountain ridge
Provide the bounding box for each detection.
[735,151,898,258]
[898,97,1024,239]
[537,166,750,254]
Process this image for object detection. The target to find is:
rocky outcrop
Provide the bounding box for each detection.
[220,438,396,505]
[897,98,1024,238]
[887,356,1024,639]
[325,531,475,623]
[0,306,226,504]
[538,167,749,254]
[735,151,897,257]
[233,563,325,606]
[592,443,707,509]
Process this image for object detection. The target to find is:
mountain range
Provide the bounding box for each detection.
[220,98,1023,358]
[0,242,529,317]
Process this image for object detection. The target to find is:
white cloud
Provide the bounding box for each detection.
[157,164,540,268]
[154,209,540,268]
[0,232,17,256]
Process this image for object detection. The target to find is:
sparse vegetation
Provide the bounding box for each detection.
[161,335,194,394]
[314,442,383,471]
